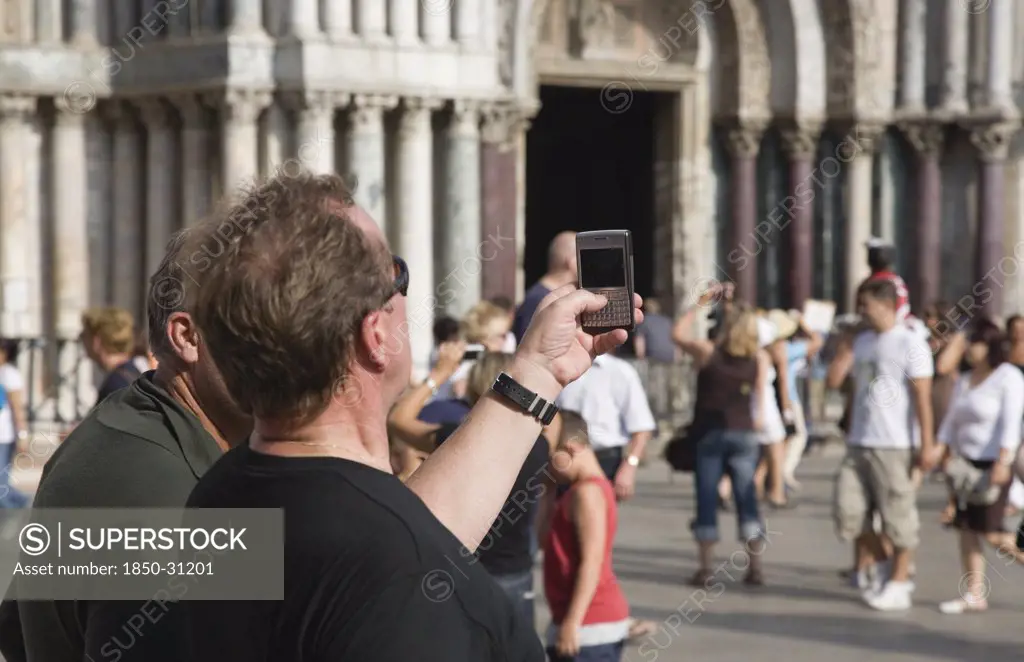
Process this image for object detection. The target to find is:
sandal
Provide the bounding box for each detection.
[767,499,796,511]
[689,569,713,587]
[939,597,988,614]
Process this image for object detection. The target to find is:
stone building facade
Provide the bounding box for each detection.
[1,0,1024,411]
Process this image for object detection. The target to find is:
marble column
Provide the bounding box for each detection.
[942,0,969,113]
[105,102,146,316]
[323,0,352,39]
[138,99,178,282]
[970,121,1019,317]
[36,0,63,43]
[480,104,521,303]
[174,96,208,227]
[346,94,397,231]
[440,101,482,317]
[900,120,945,312]
[986,0,1014,111]
[780,121,821,310]
[842,123,884,311]
[396,97,442,380]
[261,100,290,173]
[215,89,271,195]
[481,0,497,51]
[454,1,480,46]
[290,0,320,37]
[899,0,926,110]
[389,0,419,44]
[355,0,387,40]
[0,96,36,337]
[421,1,451,45]
[229,0,265,34]
[70,0,98,44]
[291,92,341,174]
[53,98,90,339]
[723,120,765,304]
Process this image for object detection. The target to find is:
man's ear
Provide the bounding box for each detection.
[166,312,200,363]
[362,311,388,370]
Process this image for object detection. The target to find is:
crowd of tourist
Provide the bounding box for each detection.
[1,167,1024,661]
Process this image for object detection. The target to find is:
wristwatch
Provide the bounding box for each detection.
[490,372,559,425]
[424,377,439,397]
[626,455,640,467]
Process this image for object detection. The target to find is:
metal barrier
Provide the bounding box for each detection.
[12,338,92,430]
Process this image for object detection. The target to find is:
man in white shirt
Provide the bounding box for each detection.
[556,353,656,500]
[827,279,937,612]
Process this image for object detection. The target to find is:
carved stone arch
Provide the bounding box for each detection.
[711,0,771,119]
[821,0,896,119]
[760,0,826,119]
[820,0,857,116]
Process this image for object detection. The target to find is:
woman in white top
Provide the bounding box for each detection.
[935,320,1024,614]
[752,315,794,509]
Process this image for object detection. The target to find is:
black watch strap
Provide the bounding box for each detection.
[490,372,559,426]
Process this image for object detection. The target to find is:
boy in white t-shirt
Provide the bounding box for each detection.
[826,279,937,611]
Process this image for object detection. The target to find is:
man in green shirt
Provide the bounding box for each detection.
[0,226,253,662]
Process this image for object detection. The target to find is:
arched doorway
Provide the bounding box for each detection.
[524,85,661,299]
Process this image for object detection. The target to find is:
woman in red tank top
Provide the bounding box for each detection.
[543,411,630,662]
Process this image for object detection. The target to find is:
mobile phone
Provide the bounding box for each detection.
[576,230,635,333]
[463,344,485,361]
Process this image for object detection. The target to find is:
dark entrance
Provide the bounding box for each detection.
[525,85,658,298]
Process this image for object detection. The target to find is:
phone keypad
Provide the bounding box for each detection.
[584,288,631,327]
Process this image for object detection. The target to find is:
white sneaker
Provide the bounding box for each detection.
[865,580,913,611]
[939,597,988,615]
[852,569,870,591]
[869,560,892,596]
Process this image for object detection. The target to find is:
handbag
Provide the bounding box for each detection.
[664,424,700,473]
[944,455,1001,506]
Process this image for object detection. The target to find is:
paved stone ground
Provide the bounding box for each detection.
[531,449,1024,662]
[4,445,1024,661]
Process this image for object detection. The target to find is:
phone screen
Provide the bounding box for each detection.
[579,248,626,289]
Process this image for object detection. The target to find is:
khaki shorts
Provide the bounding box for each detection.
[834,446,919,549]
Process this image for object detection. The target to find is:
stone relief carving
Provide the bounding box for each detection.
[898,121,945,158]
[968,121,1020,163]
[576,0,617,52]
[652,0,698,64]
[723,118,768,159]
[779,121,824,161]
[821,0,854,114]
[497,0,518,88]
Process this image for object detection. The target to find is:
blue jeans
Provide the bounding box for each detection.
[492,570,535,629]
[693,429,762,542]
[547,641,623,662]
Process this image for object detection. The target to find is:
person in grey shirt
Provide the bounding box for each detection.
[634,300,678,364]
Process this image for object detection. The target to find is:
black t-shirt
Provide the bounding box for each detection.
[182,445,544,662]
[96,360,142,405]
[436,424,551,576]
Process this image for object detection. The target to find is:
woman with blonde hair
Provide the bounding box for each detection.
[674,286,768,585]
[427,301,512,407]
